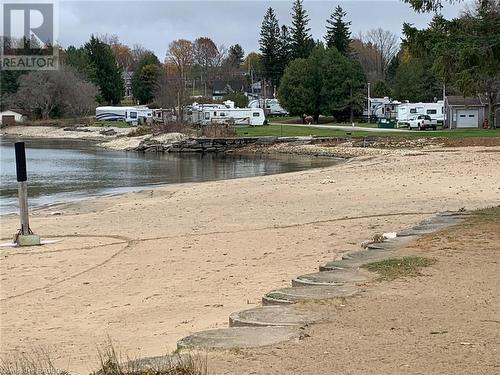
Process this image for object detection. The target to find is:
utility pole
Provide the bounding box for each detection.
[367,82,371,123]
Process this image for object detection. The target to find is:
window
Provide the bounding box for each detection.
[427,109,437,115]
[460,114,466,117]
[410,108,417,114]
[204,112,210,120]
[130,111,137,119]
[469,114,475,117]
[220,112,226,117]
[253,112,260,117]
[214,111,217,116]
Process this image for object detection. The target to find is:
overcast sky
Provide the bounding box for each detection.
[58,0,470,59]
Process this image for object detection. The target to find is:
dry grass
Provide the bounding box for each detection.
[92,339,207,375]
[0,342,207,375]
[0,349,69,375]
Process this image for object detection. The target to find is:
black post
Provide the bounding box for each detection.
[15,142,30,236]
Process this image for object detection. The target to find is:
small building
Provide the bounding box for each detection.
[445,96,487,129]
[0,110,25,126]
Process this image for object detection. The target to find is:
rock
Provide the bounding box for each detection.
[99,129,117,136]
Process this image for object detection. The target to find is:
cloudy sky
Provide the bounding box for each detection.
[57,0,469,59]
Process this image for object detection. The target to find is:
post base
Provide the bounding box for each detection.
[15,234,41,247]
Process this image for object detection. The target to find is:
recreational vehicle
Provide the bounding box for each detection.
[192,100,266,126]
[96,106,140,124]
[397,101,444,127]
[249,99,289,116]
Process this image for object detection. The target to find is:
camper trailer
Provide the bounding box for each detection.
[192,100,266,126]
[96,106,140,124]
[96,106,154,124]
[249,99,288,116]
[397,101,444,127]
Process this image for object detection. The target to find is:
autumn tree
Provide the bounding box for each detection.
[167,39,194,118]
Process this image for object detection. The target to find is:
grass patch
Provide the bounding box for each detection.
[362,256,436,281]
[0,349,69,375]
[236,124,500,139]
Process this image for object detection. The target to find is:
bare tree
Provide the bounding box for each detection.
[166,39,193,119]
[361,28,400,79]
[350,38,381,82]
[8,66,97,119]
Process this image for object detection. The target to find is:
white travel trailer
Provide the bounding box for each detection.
[136,107,153,123]
[397,101,444,127]
[192,100,266,126]
[96,106,140,124]
[249,99,289,116]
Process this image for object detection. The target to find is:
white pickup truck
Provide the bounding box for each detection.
[408,114,436,130]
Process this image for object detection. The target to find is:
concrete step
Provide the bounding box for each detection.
[320,250,393,271]
[292,269,370,287]
[263,285,359,305]
[177,326,300,350]
[229,305,324,327]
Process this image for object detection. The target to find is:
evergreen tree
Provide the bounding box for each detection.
[290,0,313,59]
[325,6,352,55]
[228,44,245,67]
[278,47,366,123]
[277,25,292,80]
[84,35,124,104]
[131,52,161,104]
[259,7,281,86]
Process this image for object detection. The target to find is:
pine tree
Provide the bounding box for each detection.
[290,0,313,59]
[259,7,281,86]
[277,25,292,80]
[84,35,124,104]
[325,6,352,55]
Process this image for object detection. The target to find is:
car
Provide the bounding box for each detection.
[408,114,436,130]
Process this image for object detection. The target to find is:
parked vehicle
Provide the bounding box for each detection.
[95,106,139,124]
[249,99,289,116]
[408,115,436,130]
[191,100,266,126]
[397,101,444,127]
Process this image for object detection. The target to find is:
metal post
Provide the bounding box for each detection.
[14,142,40,246]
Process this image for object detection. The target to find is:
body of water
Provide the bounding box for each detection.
[0,137,337,214]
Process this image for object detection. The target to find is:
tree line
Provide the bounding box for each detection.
[1,0,497,124]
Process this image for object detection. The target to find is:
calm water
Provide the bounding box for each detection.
[0,137,338,214]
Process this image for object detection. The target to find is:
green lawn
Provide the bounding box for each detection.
[236,125,500,139]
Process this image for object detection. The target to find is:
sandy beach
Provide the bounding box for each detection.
[1,144,499,373]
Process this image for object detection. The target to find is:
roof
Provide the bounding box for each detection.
[0,110,24,116]
[446,96,485,106]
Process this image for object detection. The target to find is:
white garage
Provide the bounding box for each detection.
[445,96,486,129]
[456,109,479,128]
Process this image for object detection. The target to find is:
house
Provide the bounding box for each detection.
[445,96,487,129]
[0,110,25,126]
[211,79,246,101]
